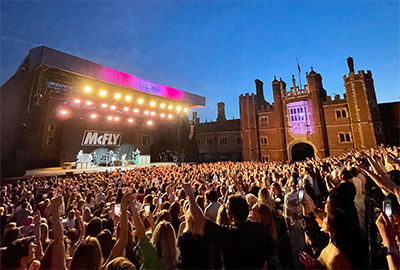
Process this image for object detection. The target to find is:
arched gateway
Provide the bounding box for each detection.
[291,142,315,161]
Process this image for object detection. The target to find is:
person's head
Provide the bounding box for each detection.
[206,189,218,203]
[227,195,249,223]
[96,229,113,260]
[258,187,276,212]
[251,203,277,240]
[105,257,136,270]
[86,217,102,237]
[155,210,171,225]
[83,207,92,222]
[245,193,258,209]
[271,182,282,197]
[67,209,75,220]
[2,237,36,269]
[66,228,80,246]
[70,236,103,270]
[168,202,180,219]
[216,205,230,226]
[150,221,179,269]
[2,227,22,247]
[339,168,353,182]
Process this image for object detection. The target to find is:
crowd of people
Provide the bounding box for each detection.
[1,145,399,270]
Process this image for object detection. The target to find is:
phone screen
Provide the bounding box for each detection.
[384,200,392,218]
[159,198,162,205]
[228,185,232,193]
[114,204,121,216]
[298,189,304,202]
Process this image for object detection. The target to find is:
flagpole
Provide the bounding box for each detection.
[296,58,302,89]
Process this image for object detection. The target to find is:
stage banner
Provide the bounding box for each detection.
[81,130,122,146]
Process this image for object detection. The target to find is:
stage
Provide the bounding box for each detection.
[24,162,176,177]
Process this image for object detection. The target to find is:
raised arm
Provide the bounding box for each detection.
[182,183,206,227]
[105,193,132,264]
[130,199,146,242]
[50,196,67,270]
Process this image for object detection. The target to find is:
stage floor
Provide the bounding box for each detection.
[25,162,176,177]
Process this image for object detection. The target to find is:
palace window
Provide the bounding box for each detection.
[261,156,269,162]
[287,101,313,134]
[338,132,351,143]
[48,123,56,132]
[260,116,269,126]
[260,136,268,145]
[219,138,227,145]
[206,138,213,145]
[335,109,348,119]
[375,126,382,134]
[46,136,53,145]
[236,137,241,144]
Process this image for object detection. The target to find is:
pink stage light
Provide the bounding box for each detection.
[147,120,153,126]
[90,113,97,119]
[107,116,113,120]
[133,108,139,113]
[123,107,129,112]
[167,114,173,119]
[144,110,149,115]
[150,111,156,116]
[101,103,108,108]
[85,101,93,106]
[73,98,81,104]
[110,105,116,110]
[128,118,134,123]
[114,116,120,121]
[160,113,166,118]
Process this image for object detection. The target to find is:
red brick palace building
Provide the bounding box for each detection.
[239,57,399,161]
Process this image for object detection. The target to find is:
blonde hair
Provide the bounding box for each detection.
[184,211,204,236]
[246,194,258,209]
[150,221,179,269]
[258,187,276,212]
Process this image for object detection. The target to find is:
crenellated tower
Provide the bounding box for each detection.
[239,91,259,161]
[343,57,385,148]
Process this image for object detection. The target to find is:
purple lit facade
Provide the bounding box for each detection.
[287,100,314,134]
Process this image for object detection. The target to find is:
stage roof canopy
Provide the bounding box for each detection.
[18,46,205,107]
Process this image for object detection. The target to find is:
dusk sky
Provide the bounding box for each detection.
[1,1,399,122]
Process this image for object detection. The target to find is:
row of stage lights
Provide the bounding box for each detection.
[69,98,178,117]
[82,86,188,113]
[59,109,172,125]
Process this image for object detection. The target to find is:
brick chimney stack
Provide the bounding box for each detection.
[217,102,226,122]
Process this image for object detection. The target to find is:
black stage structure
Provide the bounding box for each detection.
[1,46,205,177]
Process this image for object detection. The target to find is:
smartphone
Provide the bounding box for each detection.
[144,204,150,217]
[159,198,162,205]
[383,200,392,219]
[298,179,303,187]
[228,185,232,193]
[114,204,121,216]
[298,189,304,202]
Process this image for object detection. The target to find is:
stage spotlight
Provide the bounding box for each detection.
[110,105,116,110]
[183,108,188,113]
[107,116,113,121]
[60,109,68,116]
[147,120,153,126]
[128,118,134,123]
[101,103,108,108]
[85,101,93,106]
[125,95,132,102]
[90,113,97,119]
[150,111,156,116]
[123,107,129,112]
[138,98,144,104]
[133,108,139,113]
[73,98,81,104]
[167,114,173,119]
[114,93,121,99]
[176,106,182,112]
[168,104,173,110]
[114,116,120,121]
[99,90,107,97]
[160,113,166,118]
[144,110,149,115]
[150,101,156,107]
[160,103,166,109]
[84,86,92,93]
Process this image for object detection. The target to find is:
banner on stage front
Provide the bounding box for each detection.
[81,130,122,146]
